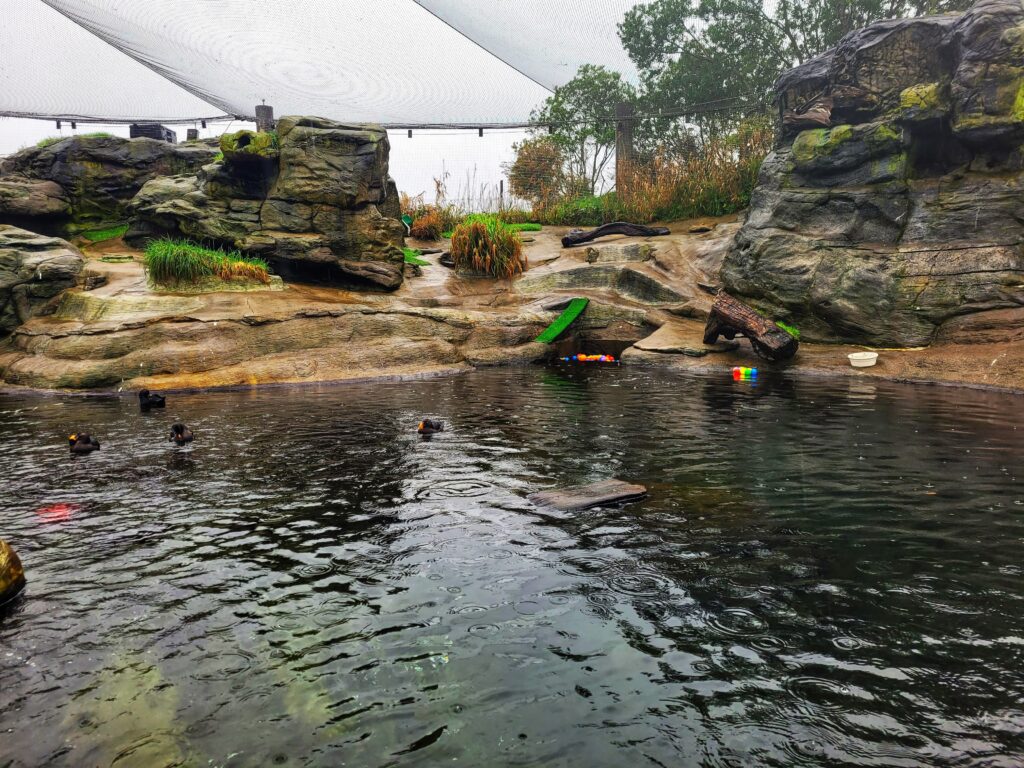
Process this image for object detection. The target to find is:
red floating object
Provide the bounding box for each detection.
[36,503,80,523]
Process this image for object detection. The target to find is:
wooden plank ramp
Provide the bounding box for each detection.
[529,479,648,511]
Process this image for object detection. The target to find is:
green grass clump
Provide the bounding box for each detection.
[775,321,800,339]
[81,224,128,243]
[403,247,430,267]
[143,238,270,286]
[450,218,526,278]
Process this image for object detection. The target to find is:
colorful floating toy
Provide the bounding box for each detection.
[732,366,758,380]
[561,354,618,364]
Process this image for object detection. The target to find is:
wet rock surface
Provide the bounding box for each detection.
[0,135,217,235]
[0,225,84,336]
[127,117,406,291]
[724,0,1024,347]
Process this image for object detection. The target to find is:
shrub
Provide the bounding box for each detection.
[531,115,774,226]
[450,219,526,278]
[409,211,443,240]
[535,194,618,227]
[143,238,269,286]
[506,135,566,205]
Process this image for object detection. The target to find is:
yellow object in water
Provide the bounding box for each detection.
[0,540,26,606]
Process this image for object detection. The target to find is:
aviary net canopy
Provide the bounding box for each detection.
[8,0,637,125]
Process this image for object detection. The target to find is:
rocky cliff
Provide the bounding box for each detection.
[0,225,84,336]
[722,0,1024,347]
[0,135,217,237]
[127,117,406,291]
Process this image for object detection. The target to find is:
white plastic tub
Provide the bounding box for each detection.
[848,351,879,368]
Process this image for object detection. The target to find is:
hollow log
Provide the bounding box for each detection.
[703,292,799,362]
[561,222,671,248]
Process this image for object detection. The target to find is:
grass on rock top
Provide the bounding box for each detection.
[81,224,128,243]
[143,238,270,286]
[36,132,115,148]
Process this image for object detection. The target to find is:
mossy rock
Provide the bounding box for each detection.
[792,125,855,165]
[219,130,280,163]
[791,122,903,175]
[897,82,950,124]
[0,540,26,606]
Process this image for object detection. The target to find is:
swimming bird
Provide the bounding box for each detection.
[417,419,444,435]
[68,433,101,454]
[138,389,166,411]
[168,423,194,445]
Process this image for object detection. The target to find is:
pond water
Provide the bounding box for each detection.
[0,368,1022,767]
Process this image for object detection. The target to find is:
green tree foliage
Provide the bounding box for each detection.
[531,64,636,195]
[619,0,975,114]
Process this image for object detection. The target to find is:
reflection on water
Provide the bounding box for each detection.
[0,368,1022,767]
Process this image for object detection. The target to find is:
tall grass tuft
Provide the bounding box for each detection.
[450,219,526,278]
[144,238,270,286]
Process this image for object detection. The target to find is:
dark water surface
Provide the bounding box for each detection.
[1,368,1022,767]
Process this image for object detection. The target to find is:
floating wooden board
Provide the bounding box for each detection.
[529,479,648,511]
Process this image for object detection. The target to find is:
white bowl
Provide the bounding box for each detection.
[848,351,879,368]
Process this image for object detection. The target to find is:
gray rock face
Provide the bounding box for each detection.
[0,136,217,235]
[127,117,405,291]
[724,0,1024,346]
[0,225,84,335]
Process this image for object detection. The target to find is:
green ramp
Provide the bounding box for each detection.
[535,297,589,343]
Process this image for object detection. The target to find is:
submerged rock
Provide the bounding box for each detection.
[0,135,217,236]
[127,117,405,291]
[0,225,84,336]
[0,539,26,606]
[723,0,1024,347]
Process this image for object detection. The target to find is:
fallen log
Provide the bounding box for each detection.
[703,292,799,362]
[562,222,671,248]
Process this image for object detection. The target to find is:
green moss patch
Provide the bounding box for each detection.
[81,224,128,243]
[792,125,854,164]
[219,130,280,161]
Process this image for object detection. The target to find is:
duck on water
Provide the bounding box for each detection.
[68,433,100,454]
[139,389,166,411]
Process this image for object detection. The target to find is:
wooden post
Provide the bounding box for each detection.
[255,104,275,133]
[615,102,635,196]
[499,179,504,207]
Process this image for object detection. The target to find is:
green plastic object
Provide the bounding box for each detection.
[535,297,589,343]
[401,214,413,235]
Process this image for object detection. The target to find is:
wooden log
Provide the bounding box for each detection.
[561,222,671,248]
[529,479,648,511]
[703,292,799,361]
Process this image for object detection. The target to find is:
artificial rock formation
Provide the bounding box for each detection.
[127,116,406,291]
[0,225,84,336]
[723,0,1024,347]
[0,135,217,236]
[0,539,26,607]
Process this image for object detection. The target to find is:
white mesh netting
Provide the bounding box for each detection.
[6,0,566,125]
